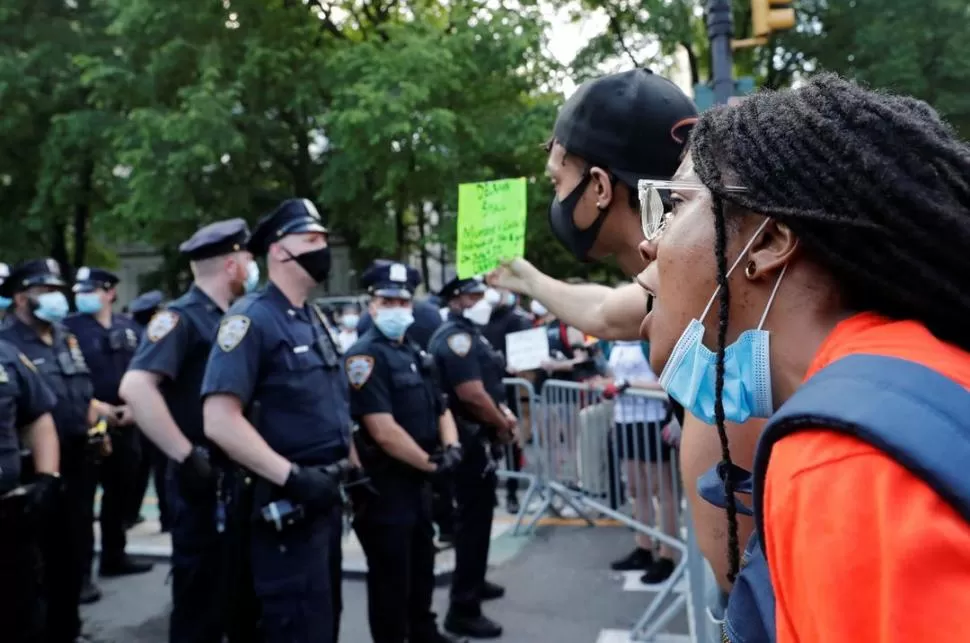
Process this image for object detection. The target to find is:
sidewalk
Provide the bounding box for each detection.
[95,487,535,580]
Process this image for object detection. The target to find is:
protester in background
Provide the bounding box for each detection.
[597,340,677,584]
[336,303,360,353]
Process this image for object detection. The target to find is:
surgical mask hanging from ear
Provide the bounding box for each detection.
[31,292,70,324]
[244,261,260,293]
[463,299,493,326]
[659,219,786,425]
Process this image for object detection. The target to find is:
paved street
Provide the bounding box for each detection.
[82,524,689,643]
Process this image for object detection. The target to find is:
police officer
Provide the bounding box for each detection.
[65,267,154,584]
[346,261,466,643]
[119,219,258,643]
[0,339,60,642]
[430,277,517,639]
[0,258,101,642]
[201,198,351,643]
[124,289,169,529]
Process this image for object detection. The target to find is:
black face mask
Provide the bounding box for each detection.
[284,246,331,283]
[548,173,610,263]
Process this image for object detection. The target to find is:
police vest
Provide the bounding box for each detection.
[707,355,970,642]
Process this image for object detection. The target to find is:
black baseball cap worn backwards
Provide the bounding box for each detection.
[553,68,698,187]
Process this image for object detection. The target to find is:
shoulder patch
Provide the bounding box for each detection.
[345,355,375,389]
[447,333,472,357]
[217,315,251,352]
[18,353,37,373]
[147,311,180,343]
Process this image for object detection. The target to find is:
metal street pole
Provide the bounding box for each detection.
[707,0,735,106]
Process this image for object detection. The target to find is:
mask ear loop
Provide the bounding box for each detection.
[699,217,772,322]
[756,264,788,330]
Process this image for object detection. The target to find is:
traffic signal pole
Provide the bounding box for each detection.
[707,0,735,106]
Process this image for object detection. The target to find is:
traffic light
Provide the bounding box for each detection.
[751,0,796,37]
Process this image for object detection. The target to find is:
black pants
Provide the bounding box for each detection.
[355,515,438,643]
[167,468,226,643]
[94,428,140,566]
[0,494,46,643]
[431,475,455,536]
[449,443,497,614]
[503,442,523,496]
[45,436,92,643]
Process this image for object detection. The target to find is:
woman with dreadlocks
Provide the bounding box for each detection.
[636,73,970,642]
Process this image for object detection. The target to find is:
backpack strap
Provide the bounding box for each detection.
[753,354,970,551]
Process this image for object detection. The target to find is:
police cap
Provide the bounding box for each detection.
[438,276,487,301]
[73,266,120,293]
[361,260,420,300]
[248,198,328,257]
[128,289,165,315]
[0,258,66,298]
[179,218,251,261]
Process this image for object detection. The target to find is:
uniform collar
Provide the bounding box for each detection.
[188,283,224,314]
[6,312,63,344]
[265,281,311,322]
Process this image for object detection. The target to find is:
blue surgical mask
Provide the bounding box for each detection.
[75,292,103,314]
[31,291,70,324]
[244,261,260,293]
[374,307,414,340]
[0,296,11,312]
[659,219,786,425]
[341,314,360,330]
[504,292,516,308]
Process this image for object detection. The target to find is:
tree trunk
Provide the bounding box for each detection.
[417,204,431,290]
[49,219,70,281]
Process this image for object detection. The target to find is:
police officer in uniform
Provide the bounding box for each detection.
[0,258,101,643]
[119,219,258,643]
[0,338,60,642]
[65,267,154,584]
[430,277,517,639]
[201,198,351,643]
[124,289,170,529]
[346,261,466,643]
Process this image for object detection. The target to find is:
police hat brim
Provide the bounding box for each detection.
[248,218,328,256]
[23,275,66,291]
[72,283,97,293]
[371,287,413,301]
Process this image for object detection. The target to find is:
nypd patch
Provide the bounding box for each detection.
[217,315,251,352]
[147,311,179,343]
[447,333,472,357]
[346,355,375,390]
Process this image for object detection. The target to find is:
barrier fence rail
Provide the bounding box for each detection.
[495,378,712,643]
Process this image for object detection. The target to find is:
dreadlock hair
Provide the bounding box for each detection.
[689,73,970,581]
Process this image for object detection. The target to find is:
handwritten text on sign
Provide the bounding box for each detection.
[456,178,527,278]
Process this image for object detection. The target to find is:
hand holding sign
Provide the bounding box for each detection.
[456,178,527,278]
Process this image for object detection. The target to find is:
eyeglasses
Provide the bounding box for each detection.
[637,179,748,241]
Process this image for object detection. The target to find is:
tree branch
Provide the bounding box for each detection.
[605,7,640,68]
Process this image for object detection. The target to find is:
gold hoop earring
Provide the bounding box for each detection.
[744,261,757,279]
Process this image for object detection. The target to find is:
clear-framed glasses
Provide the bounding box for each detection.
[637,179,749,241]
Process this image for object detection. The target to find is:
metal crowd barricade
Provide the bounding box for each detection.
[529,379,705,643]
[493,378,543,535]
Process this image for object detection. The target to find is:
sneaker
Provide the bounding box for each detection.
[506,495,520,514]
[444,611,502,639]
[610,547,653,571]
[640,557,675,585]
[479,580,505,601]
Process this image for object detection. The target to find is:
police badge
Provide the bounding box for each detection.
[447,333,472,357]
[217,315,251,352]
[346,355,375,389]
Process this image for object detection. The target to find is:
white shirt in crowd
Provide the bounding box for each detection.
[608,341,667,424]
[337,329,358,353]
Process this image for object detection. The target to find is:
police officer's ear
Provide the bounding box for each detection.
[13,291,29,310]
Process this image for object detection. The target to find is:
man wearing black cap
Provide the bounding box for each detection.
[490,71,761,601]
[0,257,102,642]
[119,218,257,643]
[429,276,517,639]
[345,260,466,643]
[202,198,351,643]
[64,267,154,587]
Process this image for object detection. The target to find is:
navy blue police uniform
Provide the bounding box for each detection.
[64,267,153,579]
[0,339,59,642]
[429,277,509,638]
[126,219,250,643]
[482,299,533,512]
[201,199,350,643]
[0,258,95,643]
[124,289,171,528]
[346,262,462,643]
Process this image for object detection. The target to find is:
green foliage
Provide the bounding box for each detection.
[2,0,968,296]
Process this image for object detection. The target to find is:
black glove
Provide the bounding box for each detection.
[176,447,215,502]
[436,444,463,475]
[283,464,342,513]
[24,473,61,527]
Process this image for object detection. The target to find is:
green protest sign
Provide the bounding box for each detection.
[456,177,527,278]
